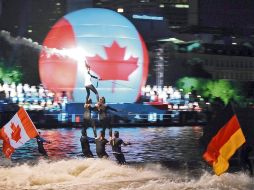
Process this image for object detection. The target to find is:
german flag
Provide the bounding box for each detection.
[203,104,246,176]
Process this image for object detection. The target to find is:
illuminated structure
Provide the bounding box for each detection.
[93,0,190,29]
[39,8,149,103]
[2,0,254,88]
[154,48,164,87]
[92,0,190,42]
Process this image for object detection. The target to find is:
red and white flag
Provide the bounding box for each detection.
[0,107,38,158]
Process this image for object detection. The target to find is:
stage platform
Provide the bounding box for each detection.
[0,102,207,128]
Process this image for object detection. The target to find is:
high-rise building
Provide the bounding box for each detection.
[66,0,92,13]
[0,0,2,16]
[199,0,254,34]
[93,0,190,41]
[0,0,67,84]
[0,0,67,42]
[94,0,190,28]
[186,0,254,36]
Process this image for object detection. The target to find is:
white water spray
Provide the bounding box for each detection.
[0,159,253,190]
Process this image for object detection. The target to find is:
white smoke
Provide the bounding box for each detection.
[0,30,43,50]
[0,30,86,62]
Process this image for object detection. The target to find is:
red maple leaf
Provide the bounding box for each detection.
[87,41,139,81]
[10,123,22,143]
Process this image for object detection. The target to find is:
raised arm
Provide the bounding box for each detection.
[123,141,131,146]
[90,74,98,79]
[84,59,89,68]
[107,105,117,112]
[40,136,51,144]
[120,138,131,146]
[88,136,95,143]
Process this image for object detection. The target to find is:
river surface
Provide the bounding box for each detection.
[0,126,253,190]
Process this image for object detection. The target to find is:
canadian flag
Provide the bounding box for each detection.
[0,107,38,158]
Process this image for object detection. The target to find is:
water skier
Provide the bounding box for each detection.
[36,132,51,156]
[95,130,109,158]
[110,130,130,164]
[80,128,94,158]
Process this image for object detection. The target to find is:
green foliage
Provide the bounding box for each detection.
[0,58,22,83]
[176,77,244,104]
[176,77,198,93]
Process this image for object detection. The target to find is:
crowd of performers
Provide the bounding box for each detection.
[81,62,131,164]
[81,96,130,164]
[37,94,130,164]
[36,61,131,164]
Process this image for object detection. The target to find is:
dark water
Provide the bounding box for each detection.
[5,126,204,164]
[0,126,253,190]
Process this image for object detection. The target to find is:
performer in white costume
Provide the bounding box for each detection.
[84,59,100,103]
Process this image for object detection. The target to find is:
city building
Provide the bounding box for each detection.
[66,0,92,12]
[1,0,254,87]
[198,0,254,36]
[93,0,190,41]
[0,0,67,43]
[0,0,2,16]
[168,50,254,82]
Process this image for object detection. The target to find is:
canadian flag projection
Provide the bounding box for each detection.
[39,8,149,103]
[87,41,139,81]
[0,107,38,158]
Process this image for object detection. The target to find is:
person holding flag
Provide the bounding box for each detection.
[202,103,246,176]
[36,131,51,156]
[240,143,253,176]
[84,59,100,103]
[0,107,39,158]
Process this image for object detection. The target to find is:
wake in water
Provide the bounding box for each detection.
[0,158,253,190]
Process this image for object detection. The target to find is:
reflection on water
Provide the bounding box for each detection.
[0,126,253,190]
[2,126,204,163]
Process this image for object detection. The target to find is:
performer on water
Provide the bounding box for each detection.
[36,132,51,156]
[110,130,130,164]
[80,128,94,158]
[95,96,117,137]
[240,143,253,176]
[84,98,97,137]
[95,130,109,158]
[84,59,100,103]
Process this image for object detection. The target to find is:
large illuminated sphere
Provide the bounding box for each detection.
[39,8,149,103]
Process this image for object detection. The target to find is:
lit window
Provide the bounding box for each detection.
[175,4,189,8]
[28,29,32,33]
[117,8,124,13]
[56,2,61,6]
